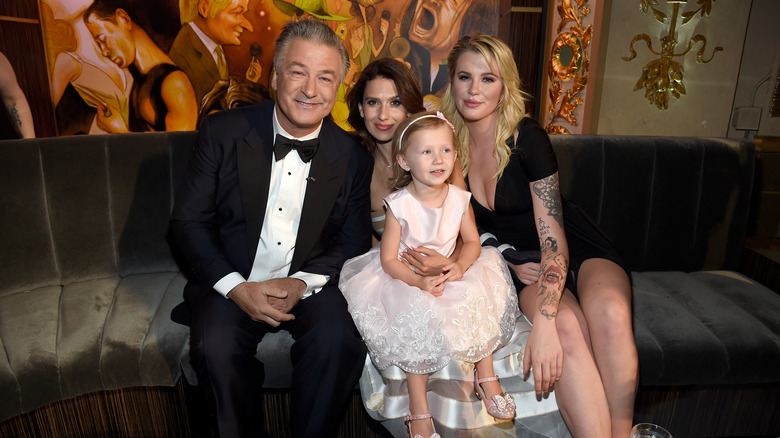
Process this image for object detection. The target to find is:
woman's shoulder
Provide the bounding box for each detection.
[516,117,549,145]
[510,116,558,180]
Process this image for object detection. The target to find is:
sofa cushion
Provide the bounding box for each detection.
[0,273,189,422]
[633,271,780,386]
[0,139,58,295]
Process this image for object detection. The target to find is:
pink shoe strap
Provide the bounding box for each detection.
[476,375,500,385]
[404,413,432,422]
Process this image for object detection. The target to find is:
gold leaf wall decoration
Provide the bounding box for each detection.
[623,0,723,110]
[545,0,592,134]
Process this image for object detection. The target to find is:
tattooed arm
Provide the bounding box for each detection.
[0,52,35,139]
[522,172,569,395]
[531,172,569,320]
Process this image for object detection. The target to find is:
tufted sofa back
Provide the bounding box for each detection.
[0,132,197,296]
[552,135,754,272]
[0,132,754,296]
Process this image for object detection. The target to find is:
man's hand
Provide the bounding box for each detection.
[227,278,306,327]
[266,278,306,314]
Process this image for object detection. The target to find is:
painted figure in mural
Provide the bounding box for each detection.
[84,0,198,132]
[346,1,389,73]
[43,1,133,135]
[441,34,639,438]
[273,0,351,20]
[404,0,496,107]
[0,52,36,139]
[170,18,372,438]
[198,75,270,126]
[170,0,254,105]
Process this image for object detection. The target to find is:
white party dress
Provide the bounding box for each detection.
[339,185,519,374]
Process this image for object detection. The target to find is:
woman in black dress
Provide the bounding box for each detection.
[437,34,638,437]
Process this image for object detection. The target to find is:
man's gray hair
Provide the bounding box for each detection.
[274,19,350,83]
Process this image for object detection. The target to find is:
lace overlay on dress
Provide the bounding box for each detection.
[340,185,519,374]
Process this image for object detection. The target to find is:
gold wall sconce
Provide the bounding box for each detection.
[623,0,722,110]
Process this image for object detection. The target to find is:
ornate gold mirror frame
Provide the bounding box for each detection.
[545,0,592,134]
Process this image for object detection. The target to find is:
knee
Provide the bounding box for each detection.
[554,307,587,352]
[190,325,249,374]
[313,315,366,358]
[588,295,633,342]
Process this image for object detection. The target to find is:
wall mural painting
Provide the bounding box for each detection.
[42,0,498,136]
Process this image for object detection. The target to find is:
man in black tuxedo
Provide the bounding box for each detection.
[170,19,372,438]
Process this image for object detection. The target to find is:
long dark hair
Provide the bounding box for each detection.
[83,0,138,24]
[346,58,425,154]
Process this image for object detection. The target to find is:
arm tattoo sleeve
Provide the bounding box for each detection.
[7,102,22,129]
[532,174,564,229]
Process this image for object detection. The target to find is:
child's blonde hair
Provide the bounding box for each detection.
[391,111,456,190]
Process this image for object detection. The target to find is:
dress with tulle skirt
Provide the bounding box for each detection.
[339,185,519,375]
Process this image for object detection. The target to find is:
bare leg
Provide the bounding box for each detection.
[577,259,638,438]
[407,373,434,437]
[520,284,612,437]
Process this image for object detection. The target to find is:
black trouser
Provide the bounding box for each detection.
[189,285,366,438]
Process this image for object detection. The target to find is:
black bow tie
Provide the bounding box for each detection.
[274,134,319,163]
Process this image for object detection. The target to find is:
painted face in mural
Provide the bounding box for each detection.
[451,50,503,124]
[85,10,136,68]
[271,38,342,137]
[409,0,473,51]
[199,0,254,46]
[359,78,409,146]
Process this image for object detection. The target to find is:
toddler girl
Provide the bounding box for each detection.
[339,111,519,438]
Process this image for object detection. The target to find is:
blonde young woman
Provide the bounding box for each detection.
[438,34,638,438]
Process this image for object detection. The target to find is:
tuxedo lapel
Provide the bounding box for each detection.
[291,123,347,272]
[237,113,273,265]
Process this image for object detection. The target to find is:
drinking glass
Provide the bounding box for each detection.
[630,423,673,438]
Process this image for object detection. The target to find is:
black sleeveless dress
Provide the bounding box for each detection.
[466,117,631,296]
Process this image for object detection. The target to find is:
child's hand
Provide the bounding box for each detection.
[440,263,465,282]
[417,274,445,296]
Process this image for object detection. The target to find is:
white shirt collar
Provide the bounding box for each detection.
[188,22,221,60]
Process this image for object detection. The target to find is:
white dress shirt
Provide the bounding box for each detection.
[212,107,329,299]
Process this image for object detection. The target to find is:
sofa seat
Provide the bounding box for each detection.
[0,273,189,421]
[633,270,780,386]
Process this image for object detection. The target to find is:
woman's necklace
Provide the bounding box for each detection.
[375,145,394,178]
[378,153,392,169]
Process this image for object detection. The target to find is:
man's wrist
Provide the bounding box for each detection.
[215,272,246,298]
